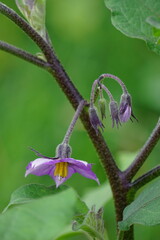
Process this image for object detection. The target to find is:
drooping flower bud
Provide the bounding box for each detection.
[119,93,137,122]
[109,101,121,128]
[89,106,104,134]
[98,98,106,120]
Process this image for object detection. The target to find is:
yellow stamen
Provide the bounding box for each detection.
[54,162,68,178]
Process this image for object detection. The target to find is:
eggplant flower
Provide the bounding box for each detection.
[25,157,99,188]
[109,101,121,128]
[89,106,104,134]
[119,93,137,122]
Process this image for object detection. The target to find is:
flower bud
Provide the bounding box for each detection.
[119,93,137,122]
[89,106,104,134]
[98,98,106,120]
[56,143,72,158]
[109,101,121,128]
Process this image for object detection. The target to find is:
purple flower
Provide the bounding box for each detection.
[89,107,104,134]
[119,93,137,122]
[25,157,99,188]
[109,101,121,128]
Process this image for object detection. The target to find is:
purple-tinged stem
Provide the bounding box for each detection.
[90,79,114,107]
[101,84,114,101]
[90,79,99,107]
[0,4,123,221]
[131,165,160,191]
[124,118,160,181]
[98,73,128,94]
[0,40,50,69]
[62,100,86,145]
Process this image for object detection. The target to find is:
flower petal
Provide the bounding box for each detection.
[25,158,55,177]
[119,105,131,122]
[71,164,99,184]
[49,166,76,188]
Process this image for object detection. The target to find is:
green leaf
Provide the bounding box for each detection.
[3,183,68,212]
[82,182,112,209]
[118,178,160,231]
[15,0,47,40]
[73,206,106,240]
[56,231,89,240]
[0,185,88,240]
[105,0,160,55]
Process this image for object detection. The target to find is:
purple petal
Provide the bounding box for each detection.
[25,157,99,187]
[119,105,131,122]
[71,164,99,184]
[25,158,55,177]
[62,158,91,168]
[45,158,91,169]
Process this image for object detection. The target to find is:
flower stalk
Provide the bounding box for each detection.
[62,100,86,145]
[98,73,128,94]
[0,3,160,240]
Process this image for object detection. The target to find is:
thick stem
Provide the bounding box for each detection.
[2,4,159,240]
[124,118,160,181]
[0,40,49,69]
[0,3,123,222]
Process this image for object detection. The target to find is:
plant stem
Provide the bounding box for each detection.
[98,73,128,94]
[1,4,160,240]
[0,40,49,69]
[90,79,99,107]
[124,118,160,181]
[62,100,86,145]
[131,165,160,190]
[0,3,123,222]
[101,84,114,101]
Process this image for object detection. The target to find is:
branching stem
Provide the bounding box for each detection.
[1,3,160,240]
[0,40,50,69]
[124,118,160,181]
[131,165,160,191]
[0,3,121,220]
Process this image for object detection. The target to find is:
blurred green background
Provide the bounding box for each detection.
[0,0,159,239]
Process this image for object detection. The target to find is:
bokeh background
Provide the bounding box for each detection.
[0,0,159,239]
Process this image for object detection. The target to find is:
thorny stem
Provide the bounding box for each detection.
[124,118,160,181]
[0,40,50,69]
[0,3,160,240]
[62,100,86,145]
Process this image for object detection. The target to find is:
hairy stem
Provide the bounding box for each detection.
[0,40,49,69]
[98,73,128,94]
[124,118,160,181]
[2,4,160,240]
[62,100,86,145]
[0,2,123,222]
[131,165,160,191]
